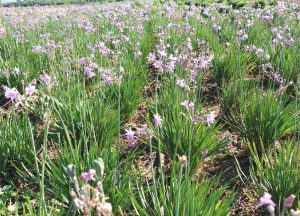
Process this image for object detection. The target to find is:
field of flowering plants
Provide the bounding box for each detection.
[0,0,300,215]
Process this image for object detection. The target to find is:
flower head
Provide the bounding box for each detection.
[176,78,186,89]
[135,127,142,137]
[4,86,19,100]
[257,193,276,215]
[236,29,248,41]
[205,112,216,126]
[32,45,46,54]
[13,67,20,75]
[40,74,52,86]
[80,169,96,181]
[147,53,156,62]
[128,139,138,149]
[181,100,194,111]
[101,74,113,84]
[153,114,163,127]
[284,194,296,208]
[25,84,37,96]
[84,67,96,78]
[125,128,135,140]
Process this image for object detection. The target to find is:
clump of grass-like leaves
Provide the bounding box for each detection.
[249,140,300,214]
[130,163,235,216]
[233,91,296,152]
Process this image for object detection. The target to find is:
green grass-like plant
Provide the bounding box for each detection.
[250,140,300,213]
[131,165,235,216]
[152,109,225,173]
[233,91,296,152]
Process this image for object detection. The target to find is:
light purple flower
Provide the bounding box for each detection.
[32,45,46,54]
[153,114,163,127]
[181,100,189,108]
[125,128,135,140]
[194,115,205,123]
[80,169,96,181]
[272,72,281,82]
[25,84,37,95]
[188,102,194,109]
[255,48,264,57]
[189,70,197,82]
[205,112,216,126]
[40,74,52,86]
[79,57,87,66]
[147,53,156,62]
[13,67,20,75]
[246,19,253,27]
[128,139,138,149]
[164,62,175,73]
[4,86,19,100]
[153,60,164,72]
[168,54,178,62]
[257,193,276,215]
[286,38,295,46]
[181,100,194,111]
[176,78,186,89]
[101,74,113,84]
[135,127,142,137]
[157,49,167,58]
[236,29,248,41]
[185,38,193,51]
[84,67,96,78]
[212,23,221,32]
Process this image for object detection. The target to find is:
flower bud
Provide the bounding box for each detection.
[67,164,76,177]
[102,202,113,216]
[284,194,296,208]
[178,155,188,167]
[92,158,105,177]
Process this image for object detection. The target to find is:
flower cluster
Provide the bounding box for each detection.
[39,74,52,86]
[124,124,150,148]
[257,193,276,215]
[2,81,39,110]
[79,56,117,84]
[147,35,213,84]
[236,29,248,42]
[257,193,298,216]
[245,45,270,61]
[261,63,285,86]
[271,26,295,47]
[32,34,63,56]
[67,158,113,216]
[153,114,163,127]
[194,111,216,126]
